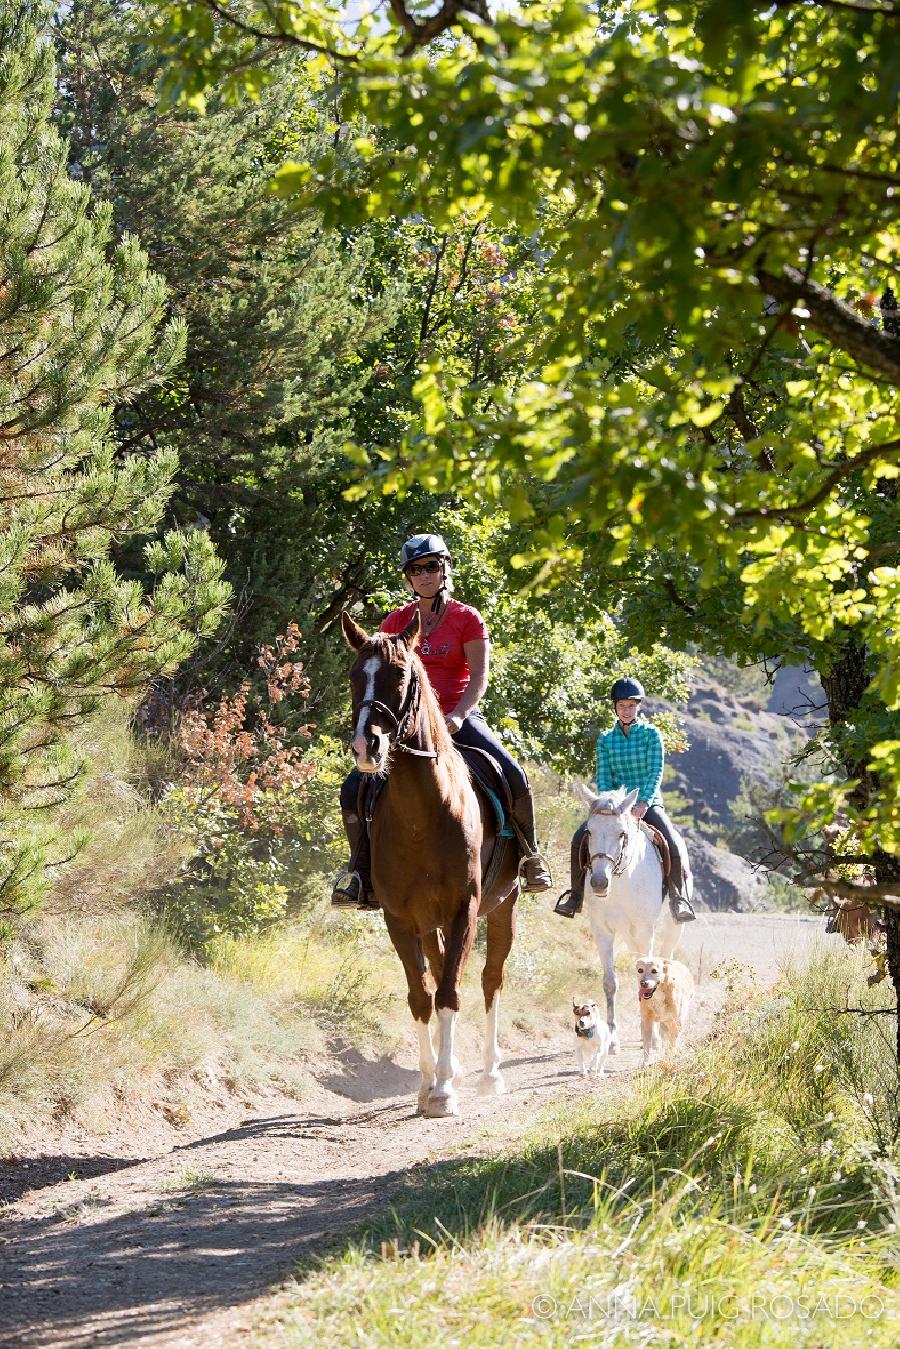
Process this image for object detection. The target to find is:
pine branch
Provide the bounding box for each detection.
[201,0,361,62]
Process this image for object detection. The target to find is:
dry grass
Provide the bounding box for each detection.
[43,702,182,918]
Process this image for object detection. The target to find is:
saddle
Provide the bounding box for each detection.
[578,820,673,893]
[357,746,516,888]
[456,744,515,838]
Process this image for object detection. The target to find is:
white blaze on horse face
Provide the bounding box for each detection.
[351,655,381,764]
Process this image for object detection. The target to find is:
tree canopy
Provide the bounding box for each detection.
[149,0,899,877]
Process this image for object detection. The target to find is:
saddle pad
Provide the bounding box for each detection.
[457,744,515,838]
[639,821,672,886]
[358,749,514,838]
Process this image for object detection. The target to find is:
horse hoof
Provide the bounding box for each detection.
[425,1090,460,1118]
[477,1071,506,1097]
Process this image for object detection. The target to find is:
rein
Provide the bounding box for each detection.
[357,664,439,760]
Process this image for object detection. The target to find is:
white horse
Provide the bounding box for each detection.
[579,785,682,1053]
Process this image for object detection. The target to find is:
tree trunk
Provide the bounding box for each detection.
[822,636,899,1055]
[876,854,900,1060]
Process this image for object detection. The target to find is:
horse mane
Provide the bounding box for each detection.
[590,788,632,816]
[409,648,453,756]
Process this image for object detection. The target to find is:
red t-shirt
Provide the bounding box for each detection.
[380,599,489,716]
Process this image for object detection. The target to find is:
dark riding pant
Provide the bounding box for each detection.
[450,709,529,799]
[568,805,688,902]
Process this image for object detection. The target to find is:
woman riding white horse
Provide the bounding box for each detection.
[577,784,683,1054]
[555,676,696,923]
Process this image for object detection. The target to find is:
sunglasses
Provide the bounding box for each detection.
[407,560,443,575]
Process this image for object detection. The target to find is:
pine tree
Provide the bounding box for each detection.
[0,0,229,918]
[54,1,396,688]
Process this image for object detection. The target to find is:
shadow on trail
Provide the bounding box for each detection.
[0,1169,386,1347]
[0,1155,144,1206]
[0,1061,636,1347]
[316,1043,423,1102]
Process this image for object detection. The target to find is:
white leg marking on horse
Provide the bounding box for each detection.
[477,991,506,1096]
[655,907,681,959]
[352,655,380,757]
[427,1007,461,1117]
[415,1018,437,1113]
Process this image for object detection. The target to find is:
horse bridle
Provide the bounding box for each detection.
[355,662,438,759]
[586,808,632,876]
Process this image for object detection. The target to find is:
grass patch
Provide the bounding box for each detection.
[249,945,899,1345]
[0,912,336,1140]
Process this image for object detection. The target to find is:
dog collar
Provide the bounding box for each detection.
[575,1026,596,1038]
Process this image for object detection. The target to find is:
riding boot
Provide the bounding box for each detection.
[554,873,585,918]
[331,813,378,910]
[665,859,696,923]
[510,792,553,893]
[643,805,696,924]
[555,822,587,917]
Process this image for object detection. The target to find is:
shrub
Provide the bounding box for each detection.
[158,628,347,949]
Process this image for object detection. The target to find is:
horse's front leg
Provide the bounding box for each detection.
[382,911,435,1113]
[597,931,620,1054]
[654,905,681,959]
[423,930,462,1088]
[429,892,479,1117]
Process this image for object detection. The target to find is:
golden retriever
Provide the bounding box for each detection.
[636,956,694,1066]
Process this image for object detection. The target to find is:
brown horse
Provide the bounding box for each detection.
[341,608,520,1117]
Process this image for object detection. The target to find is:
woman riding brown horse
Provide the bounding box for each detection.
[333,533,551,910]
[340,606,521,1118]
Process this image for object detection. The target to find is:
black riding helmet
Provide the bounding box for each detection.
[398,533,453,611]
[611,676,646,703]
[398,533,453,570]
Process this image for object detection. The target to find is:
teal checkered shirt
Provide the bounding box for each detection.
[594,718,664,806]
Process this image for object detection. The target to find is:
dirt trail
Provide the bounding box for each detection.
[0,914,830,1347]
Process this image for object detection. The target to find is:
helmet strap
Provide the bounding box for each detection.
[431,562,450,612]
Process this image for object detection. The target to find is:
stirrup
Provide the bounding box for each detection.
[331,870,366,909]
[669,893,696,924]
[554,889,582,918]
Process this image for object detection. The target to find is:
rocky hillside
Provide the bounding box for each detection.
[646,665,822,911]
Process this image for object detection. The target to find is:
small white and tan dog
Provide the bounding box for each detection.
[572,999,612,1078]
[636,956,694,1066]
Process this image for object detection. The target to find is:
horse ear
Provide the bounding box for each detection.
[578,782,598,806]
[621,788,640,813]
[397,608,421,648]
[341,610,369,650]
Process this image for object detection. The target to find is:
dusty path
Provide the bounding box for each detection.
[0,914,830,1347]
